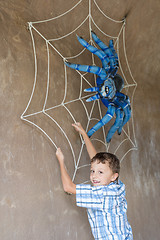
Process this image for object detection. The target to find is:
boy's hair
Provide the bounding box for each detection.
[91,152,120,182]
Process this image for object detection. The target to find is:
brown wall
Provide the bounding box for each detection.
[0,0,160,239]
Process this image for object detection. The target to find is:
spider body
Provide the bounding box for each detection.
[65,31,131,142]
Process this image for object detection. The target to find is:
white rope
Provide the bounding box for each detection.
[123,18,137,85]
[44,111,77,167]
[93,0,124,23]
[77,164,91,170]
[30,24,65,60]
[48,15,89,41]
[72,143,85,181]
[21,116,57,149]
[120,147,138,163]
[62,64,68,104]
[21,0,138,182]
[64,46,87,60]
[90,16,118,39]
[43,41,50,111]
[21,24,37,118]
[31,0,83,24]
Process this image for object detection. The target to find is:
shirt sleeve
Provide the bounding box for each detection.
[76,184,104,210]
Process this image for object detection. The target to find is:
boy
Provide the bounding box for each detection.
[56,122,133,240]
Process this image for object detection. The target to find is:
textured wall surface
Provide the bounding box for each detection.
[0,0,160,239]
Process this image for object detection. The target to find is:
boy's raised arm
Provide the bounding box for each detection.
[72,122,97,159]
[56,148,76,194]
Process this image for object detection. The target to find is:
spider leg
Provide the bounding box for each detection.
[91,31,119,77]
[106,108,123,143]
[64,62,107,80]
[117,104,131,135]
[114,92,131,135]
[108,40,119,77]
[84,87,99,92]
[86,94,100,102]
[91,31,110,54]
[87,103,115,137]
[84,87,101,102]
[77,36,111,72]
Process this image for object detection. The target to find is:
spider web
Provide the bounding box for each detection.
[21,0,137,183]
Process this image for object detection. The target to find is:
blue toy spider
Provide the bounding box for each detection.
[65,31,131,143]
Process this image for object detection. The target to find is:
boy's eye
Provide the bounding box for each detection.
[99,171,103,174]
[90,170,94,173]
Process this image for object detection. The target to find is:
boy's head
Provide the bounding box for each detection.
[90,152,120,186]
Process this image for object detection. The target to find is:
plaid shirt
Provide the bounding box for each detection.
[76,180,133,240]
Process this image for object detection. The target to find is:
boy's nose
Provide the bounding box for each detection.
[92,172,98,178]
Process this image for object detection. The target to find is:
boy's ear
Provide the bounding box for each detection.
[111,173,119,182]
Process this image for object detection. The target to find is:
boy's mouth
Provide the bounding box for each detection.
[93,180,100,184]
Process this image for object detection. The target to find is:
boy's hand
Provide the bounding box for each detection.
[56,148,64,164]
[56,147,76,194]
[72,122,85,135]
[72,122,97,159]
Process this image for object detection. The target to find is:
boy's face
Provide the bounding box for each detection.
[90,160,118,186]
